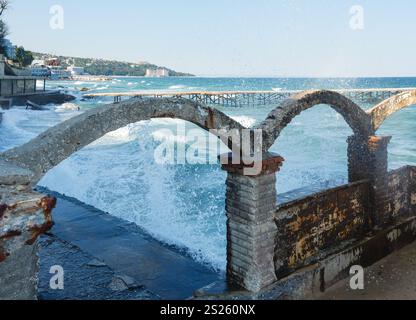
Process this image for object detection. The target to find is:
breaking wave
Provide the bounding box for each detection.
[39,119,228,271]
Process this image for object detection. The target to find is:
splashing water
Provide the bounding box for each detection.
[2,77,416,272]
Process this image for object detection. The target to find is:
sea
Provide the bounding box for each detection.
[1,77,416,272]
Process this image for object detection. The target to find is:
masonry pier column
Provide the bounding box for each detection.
[221,153,284,292]
[348,135,392,228]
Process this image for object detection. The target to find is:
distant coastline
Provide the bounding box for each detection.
[32,52,195,77]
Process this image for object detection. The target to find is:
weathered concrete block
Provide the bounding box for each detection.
[0,242,39,300]
[0,159,34,186]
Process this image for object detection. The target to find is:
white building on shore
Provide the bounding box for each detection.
[30,59,75,79]
[67,66,85,76]
[49,66,71,80]
[145,68,170,77]
[31,65,50,77]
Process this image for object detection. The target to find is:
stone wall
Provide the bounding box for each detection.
[274,180,371,278]
[389,166,416,221]
[389,166,411,220]
[272,166,416,280]
[0,78,37,96]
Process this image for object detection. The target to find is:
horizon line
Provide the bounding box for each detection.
[24,49,416,80]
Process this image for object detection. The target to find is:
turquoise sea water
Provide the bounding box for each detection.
[1,77,416,271]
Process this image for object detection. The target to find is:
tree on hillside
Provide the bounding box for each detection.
[0,0,9,56]
[14,46,34,67]
[0,20,8,42]
[0,0,10,16]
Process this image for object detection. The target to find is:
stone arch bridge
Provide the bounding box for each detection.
[1,90,416,299]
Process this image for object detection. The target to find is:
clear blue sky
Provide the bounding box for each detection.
[4,0,416,77]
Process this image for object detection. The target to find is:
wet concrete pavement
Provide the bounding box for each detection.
[38,190,221,300]
[38,235,158,300]
[319,240,416,300]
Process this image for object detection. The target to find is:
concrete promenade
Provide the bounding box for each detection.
[319,241,416,300]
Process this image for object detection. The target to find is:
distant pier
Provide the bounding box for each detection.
[83,87,416,107]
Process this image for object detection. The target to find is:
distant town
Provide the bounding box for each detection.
[1,38,193,80]
[30,52,194,79]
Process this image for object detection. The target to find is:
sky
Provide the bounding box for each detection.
[4,0,416,77]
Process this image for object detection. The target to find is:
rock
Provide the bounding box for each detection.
[26,100,47,111]
[108,274,139,292]
[117,275,140,289]
[56,103,80,111]
[80,87,90,92]
[11,93,76,107]
[0,159,34,186]
[16,185,27,192]
[108,277,129,292]
[86,259,107,267]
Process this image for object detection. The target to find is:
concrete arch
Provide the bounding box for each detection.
[367,90,416,131]
[256,90,373,151]
[0,97,246,183]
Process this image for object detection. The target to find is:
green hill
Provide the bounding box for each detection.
[32,53,194,77]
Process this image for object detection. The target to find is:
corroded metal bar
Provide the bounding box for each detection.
[0,187,56,262]
[0,185,56,300]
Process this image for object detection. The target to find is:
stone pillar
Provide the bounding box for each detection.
[0,243,39,300]
[348,135,392,228]
[0,54,4,77]
[221,153,284,292]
